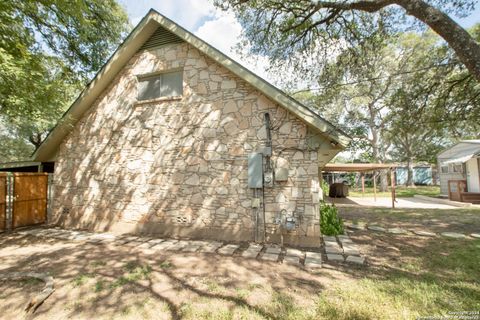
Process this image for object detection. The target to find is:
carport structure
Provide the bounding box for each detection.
[322,163,398,208]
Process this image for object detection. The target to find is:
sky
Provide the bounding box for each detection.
[118,0,480,85]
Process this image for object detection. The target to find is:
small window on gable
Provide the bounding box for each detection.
[137,70,183,101]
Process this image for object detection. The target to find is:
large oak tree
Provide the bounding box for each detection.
[217,0,480,81]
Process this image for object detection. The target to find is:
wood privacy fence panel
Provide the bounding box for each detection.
[0,173,6,231]
[12,173,48,229]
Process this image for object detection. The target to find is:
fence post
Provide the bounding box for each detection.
[5,173,13,231]
[47,173,54,224]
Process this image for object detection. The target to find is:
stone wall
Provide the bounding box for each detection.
[52,41,336,246]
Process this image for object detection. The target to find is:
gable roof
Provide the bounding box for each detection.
[33,9,350,161]
[438,140,480,163]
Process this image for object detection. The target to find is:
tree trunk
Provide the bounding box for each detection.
[396,0,480,81]
[406,157,415,187]
[328,0,480,80]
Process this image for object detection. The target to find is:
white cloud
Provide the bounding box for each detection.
[121,0,216,31]
[194,11,274,83]
[121,0,275,84]
[152,0,216,31]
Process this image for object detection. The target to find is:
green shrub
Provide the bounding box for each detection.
[321,180,330,198]
[320,201,344,236]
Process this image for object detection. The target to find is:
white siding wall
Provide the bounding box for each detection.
[438,161,465,195]
[466,158,480,192]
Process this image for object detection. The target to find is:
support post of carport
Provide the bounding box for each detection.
[390,168,396,208]
[361,173,365,197]
[373,171,377,202]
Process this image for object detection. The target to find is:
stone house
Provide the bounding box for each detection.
[33,10,350,246]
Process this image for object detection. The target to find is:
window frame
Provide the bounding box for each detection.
[136,69,183,102]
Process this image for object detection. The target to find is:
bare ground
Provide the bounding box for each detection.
[1,205,479,320]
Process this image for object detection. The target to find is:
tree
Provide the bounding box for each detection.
[0,0,129,160]
[218,0,480,81]
[385,30,480,185]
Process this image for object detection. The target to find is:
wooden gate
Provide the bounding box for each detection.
[12,173,48,228]
[0,173,6,231]
[448,179,467,202]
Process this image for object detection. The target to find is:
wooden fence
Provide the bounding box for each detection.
[0,173,6,231]
[0,172,50,231]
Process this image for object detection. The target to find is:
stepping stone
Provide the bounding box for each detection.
[346,256,365,265]
[55,232,76,240]
[347,224,365,230]
[261,253,279,262]
[242,244,263,258]
[117,236,141,243]
[285,248,304,258]
[471,233,480,239]
[265,246,281,254]
[323,240,338,247]
[338,238,353,245]
[72,235,91,241]
[441,232,466,239]
[218,244,239,255]
[242,249,260,259]
[247,243,263,250]
[148,239,165,245]
[22,229,44,236]
[413,230,436,237]
[182,243,201,252]
[198,241,223,253]
[42,229,62,237]
[342,246,360,256]
[325,246,342,254]
[283,255,300,265]
[304,258,322,268]
[152,240,178,250]
[388,228,408,234]
[368,226,386,232]
[168,240,190,251]
[338,236,352,242]
[86,238,104,244]
[35,230,56,236]
[138,241,156,249]
[323,236,337,242]
[326,254,344,262]
[306,251,322,260]
[92,233,116,240]
[116,238,134,245]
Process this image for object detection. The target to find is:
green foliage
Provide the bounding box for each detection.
[321,180,329,198]
[0,0,129,160]
[320,201,344,236]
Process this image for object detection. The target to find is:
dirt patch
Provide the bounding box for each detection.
[0,233,348,319]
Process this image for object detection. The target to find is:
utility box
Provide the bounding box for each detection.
[248,153,263,188]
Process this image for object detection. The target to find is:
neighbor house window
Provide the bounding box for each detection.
[137,70,183,101]
[440,165,449,174]
[450,163,464,173]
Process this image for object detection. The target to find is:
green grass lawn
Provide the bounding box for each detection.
[316,240,480,319]
[349,185,440,198]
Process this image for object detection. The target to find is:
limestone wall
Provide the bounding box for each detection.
[52,42,335,245]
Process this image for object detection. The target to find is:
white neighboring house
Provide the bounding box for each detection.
[437,140,480,201]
